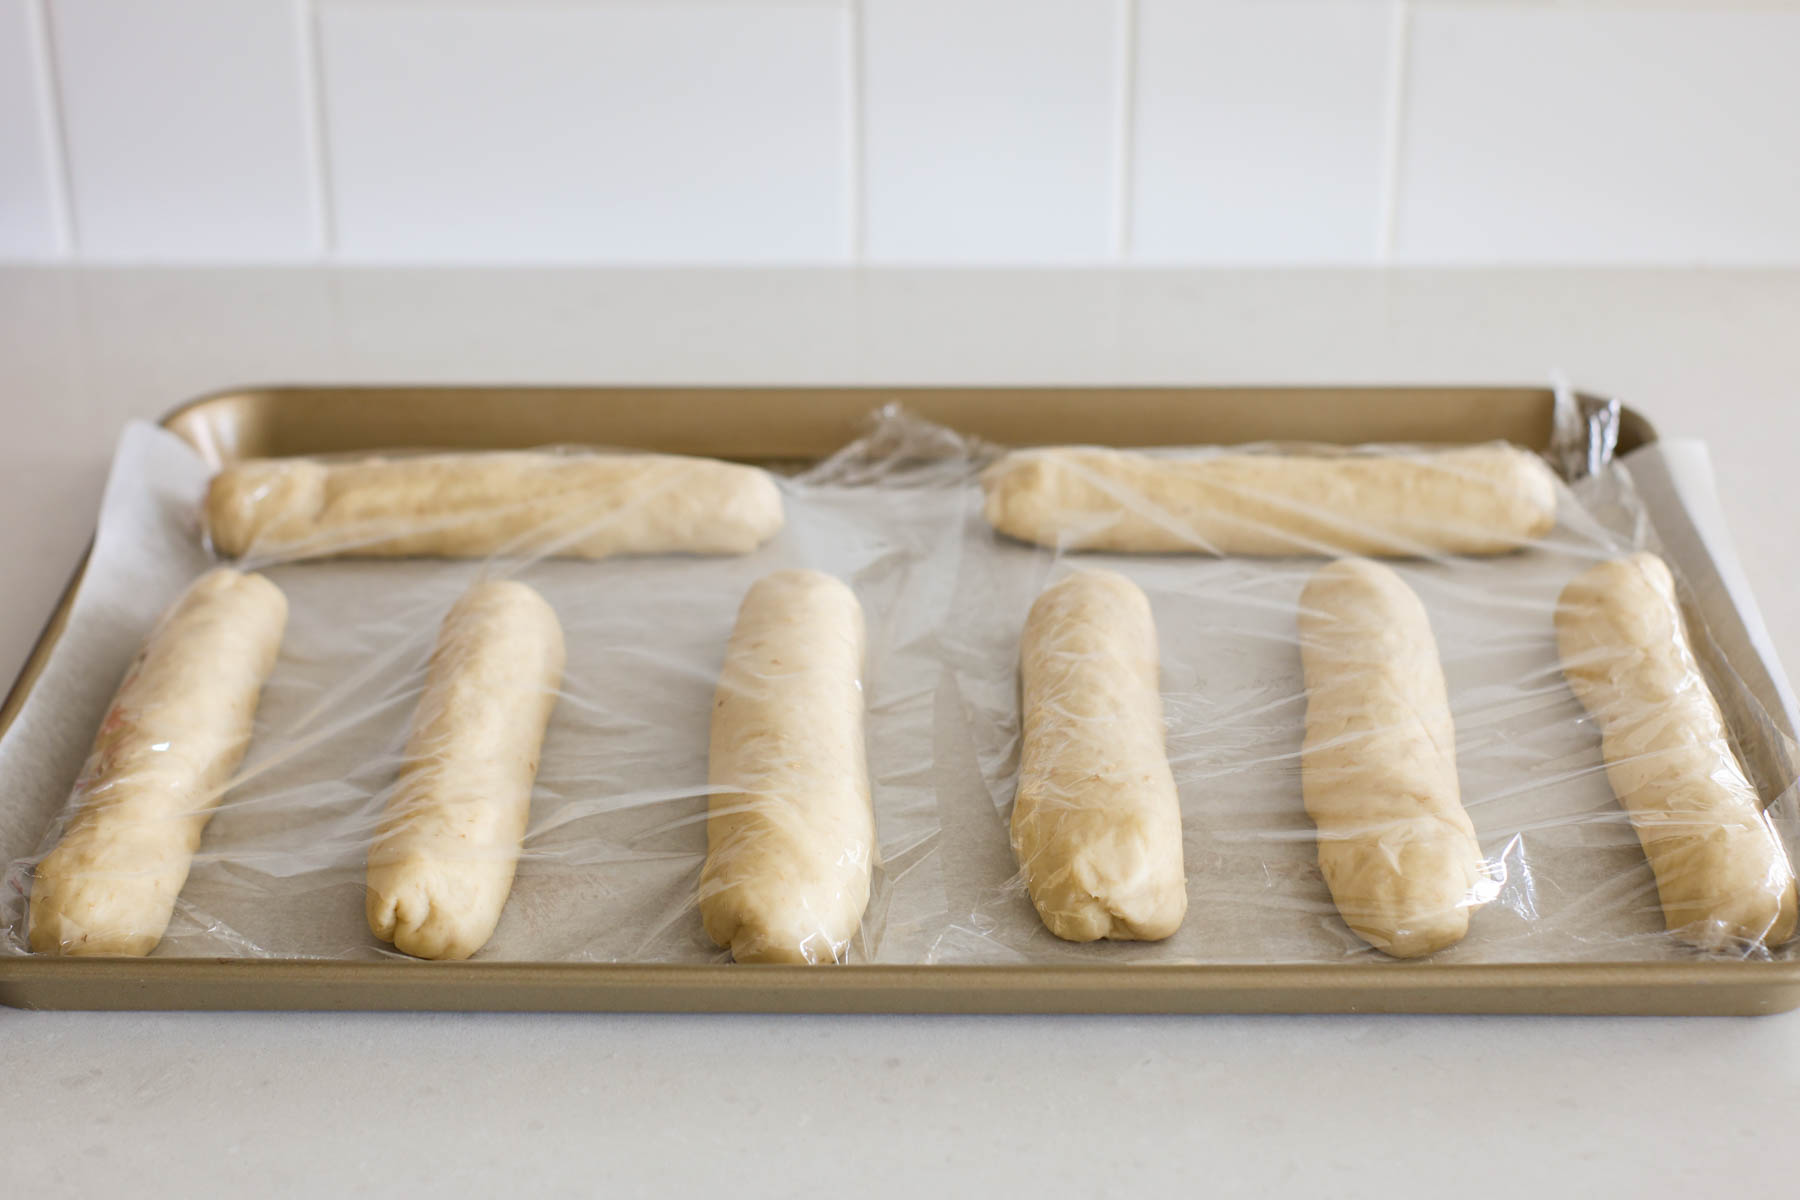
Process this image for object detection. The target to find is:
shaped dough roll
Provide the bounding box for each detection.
[207,451,784,561]
[1012,570,1186,942]
[1298,558,1485,958]
[366,580,565,961]
[29,568,288,956]
[702,569,875,964]
[1555,553,1797,949]
[982,444,1557,556]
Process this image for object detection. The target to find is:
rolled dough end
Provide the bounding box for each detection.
[731,922,843,966]
[1658,831,1800,950]
[366,862,504,962]
[1033,824,1189,943]
[731,469,788,553]
[1314,820,1483,960]
[1512,451,1562,539]
[701,881,855,964]
[1036,891,1187,944]
[1341,906,1472,961]
[27,859,167,958]
[205,460,327,558]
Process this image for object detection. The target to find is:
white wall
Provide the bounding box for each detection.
[3,0,1797,265]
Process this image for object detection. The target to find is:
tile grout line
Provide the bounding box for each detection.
[29,0,78,257]
[845,0,866,262]
[1376,0,1411,263]
[1111,0,1138,262]
[297,0,337,259]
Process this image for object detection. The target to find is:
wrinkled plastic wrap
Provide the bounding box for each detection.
[3,407,1797,965]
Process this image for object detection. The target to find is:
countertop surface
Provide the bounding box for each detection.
[1,268,1794,1197]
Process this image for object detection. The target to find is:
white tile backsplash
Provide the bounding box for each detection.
[48,0,320,260]
[3,1,1799,265]
[1132,0,1395,263]
[1396,6,1800,264]
[0,0,62,258]
[862,0,1123,263]
[318,1,850,263]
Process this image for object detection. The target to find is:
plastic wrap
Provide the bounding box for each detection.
[3,407,1797,965]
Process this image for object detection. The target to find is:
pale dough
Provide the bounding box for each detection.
[206,451,784,561]
[701,569,875,964]
[1012,569,1187,942]
[981,444,1558,556]
[29,568,288,956]
[1555,553,1798,949]
[1298,558,1485,958]
[365,580,565,961]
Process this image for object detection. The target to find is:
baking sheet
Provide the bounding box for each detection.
[3,411,1796,966]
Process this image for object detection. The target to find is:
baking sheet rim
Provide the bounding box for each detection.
[4,383,1796,1016]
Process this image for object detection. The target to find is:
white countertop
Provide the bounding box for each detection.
[1,268,1794,1197]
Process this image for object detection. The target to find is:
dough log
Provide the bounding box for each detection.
[366,580,565,960]
[701,569,875,964]
[982,444,1558,556]
[1298,558,1485,958]
[1012,569,1186,942]
[28,568,288,956]
[207,451,784,561]
[1555,553,1797,949]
